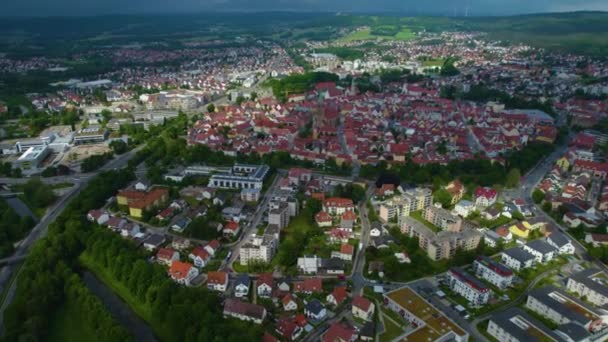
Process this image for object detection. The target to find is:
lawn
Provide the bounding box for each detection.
[421,58,445,67]
[49,296,103,342]
[337,27,415,43]
[410,210,440,233]
[379,312,405,342]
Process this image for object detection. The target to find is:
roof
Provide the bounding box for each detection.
[475,187,497,200]
[276,319,299,339]
[190,246,210,260]
[323,197,354,208]
[556,322,590,341]
[207,271,227,285]
[235,274,251,287]
[528,286,600,326]
[144,234,165,246]
[489,307,562,341]
[257,273,274,288]
[448,268,490,293]
[321,322,355,342]
[169,261,193,280]
[384,287,466,341]
[157,248,176,260]
[118,187,169,210]
[305,299,324,315]
[547,232,571,248]
[503,247,535,263]
[568,268,608,299]
[525,240,558,254]
[475,256,513,277]
[223,299,265,320]
[294,278,322,293]
[340,244,354,255]
[352,295,372,311]
[329,286,348,305]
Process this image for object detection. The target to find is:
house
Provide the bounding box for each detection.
[207,271,228,292]
[322,322,356,342]
[352,296,375,321]
[454,200,475,218]
[282,294,298,311]
[169,261,199,286]
[257,273,274,298]
[315,211,333,227]
[297,256,320,274]
[107,217,127,231]
[546,232,575,255]
[523,240,557,263]
[585,233,608,247]
[156,248,179,266]
[117,187,169,218]
[447,268,491,306]
[276,319,303,341]
[87,209,109,225]
[473,256,514,289]
[341,210,357,228]
[172,237,191,250]
[323,198,355,215]
[189,246,210,268]
[171,217,191,232]
[234,274,251,298]
[483,208,501,221]
[322,257,345,275]
[495,226,513,241]
[120,223,140,238]
[326,286,348,306]
[223,221,240,237]
[331,244,354,262]
[375,184,395,198]
[445,180,465,205]
[134,181,149,191]
[359,321,375,341]
[370,222,383,237]
[304,299,327,321]
[204,239,220,256]
[294,278,323,294]
[223,299,266,324]
[143,234,166,251]
[501,247,536,271]
[567,268,608,307]
[484,230,502,248]
[509,221,532,239]
[474,187,497,207]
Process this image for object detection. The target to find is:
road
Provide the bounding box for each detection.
[220,171,283,271]
[0,146,143,333]
[350,183,376,295]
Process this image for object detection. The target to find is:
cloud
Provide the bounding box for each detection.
[1,0,606,17]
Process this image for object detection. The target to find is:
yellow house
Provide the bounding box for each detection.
[509,221,532,238]
[556,157,570,172]
[130,207,144,218]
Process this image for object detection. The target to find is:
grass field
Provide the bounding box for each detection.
[380,312,405,342]
[49,296,102,342]
[338,27,415,42]
[421,58,445,67]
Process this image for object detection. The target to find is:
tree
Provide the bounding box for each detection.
[206,103,215,113]
[532,189,545,204]
[542,202,552,213]
[236,96,246,106]
[505,168,521,188]
[433,188,453,208]
[109,140,128,155]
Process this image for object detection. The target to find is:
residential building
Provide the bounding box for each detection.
[234,274,251,298]
[294,278,323,294]
[256,273,273,298]
[327,286,348,306]
[223,299,266,324]
[383,287,468,342]
[447,268,491,306]
[352,296,374,321]
[297,255,320,274]
[474,187,498,207]
[445,180,465,205]
[156,248,179,266]
[282,294,298,311]
[304,299,327,321]
[143,234,166,251]
[379,196,411,223]
[189,246,210,268]
[523,240,558,263]
[239,234,277,265]
[473,256,514,289]
[423,206,463,232]
[322,322,356,342]
[168,261,198,286]
[323,197,355,215]
[501,247,536,271]
[567,268,608,307]
[276,319,303,341]
[207,271,228,292]
[315,211,333,227]
[269,203,289,230]
[402,187,432,211]
[454,200,475,218]
[526,286,608,333]
[487,308,563,342]
[546,232,575,255]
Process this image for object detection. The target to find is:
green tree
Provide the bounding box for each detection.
[109,140,128,155]
[433,188,453,208]
[506,168,521,188]
[206,103,215,113]
[532,189,545,204]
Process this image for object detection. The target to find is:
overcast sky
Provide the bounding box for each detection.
[2,0,608,17]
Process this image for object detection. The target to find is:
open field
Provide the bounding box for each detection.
[337,27,415,43]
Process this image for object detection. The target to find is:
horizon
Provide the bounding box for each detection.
[2,0,608,18]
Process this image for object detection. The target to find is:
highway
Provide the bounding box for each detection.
[0,146,143,333]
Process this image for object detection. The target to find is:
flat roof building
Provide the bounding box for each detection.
[14,145,51,169]
[487,308,563,342]
[73,126,108,145]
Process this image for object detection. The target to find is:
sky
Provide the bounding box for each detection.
[2,0,608,17]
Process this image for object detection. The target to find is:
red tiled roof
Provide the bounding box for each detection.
[169,261,193,280]
[321,322,355,342]
[294,278,322,293]
[329,286,348,305]
[352,295,372,312]
[207,271,227,285]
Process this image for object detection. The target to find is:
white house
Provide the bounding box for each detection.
[169,261,199,286]
[297,255,320,274]
[447,268,491,306]
[189,246,210,268]
[257,274,273,298]
[473,256,514,289]
[523,240,557,264]
[234,275,250,298]
[454,200,476,218]
[282,294,298,311]
[501,247,536,271]
[352,296,375,321]
[547,233,575,255]
[304,299,326,321]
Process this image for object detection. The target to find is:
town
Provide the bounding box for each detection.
[1,10,608,342]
